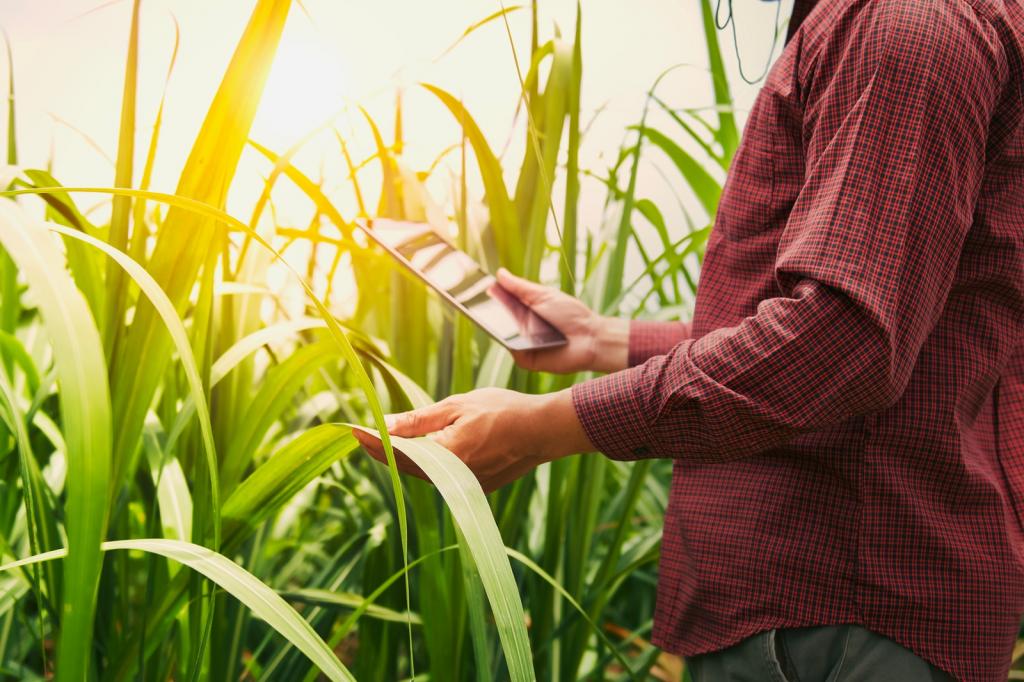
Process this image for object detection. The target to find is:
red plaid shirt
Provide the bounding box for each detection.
[572,1,1024,679]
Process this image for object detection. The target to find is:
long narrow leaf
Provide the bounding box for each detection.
[505,548,636,679]
[283,589,422,625]
[0,540,354,682]
[351,427,535,682]
[103,0,139,355]
[0,201,111,680]
[3,29,15,165]
[421,84,522,268]
[0,32,19,343]
[638,126,721,219]
[222,340,340,492]
[107,0,290,503]
[0,184,420,681]
[437,5,523,60]
[43,221,221,547]
[223,426,358,537]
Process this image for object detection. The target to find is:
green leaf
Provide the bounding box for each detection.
[0,200,111,680]
[0,184,417,679]
[283,589,422,625]
[104,0,140,356]
[0,330,40,397]
[634,198,683,302]
[351,427,535,682]
[0,539,354,682]
[421,83,522,269]
[361,107,403,218]
[18,170,106,326]
[475,343,515,389]
[3,29,15,165]
[362,354,433,409]
[505,548,636,679]
[602,120,644,312]
[638,126,721,219]
[223,426,358,542]
[0,349,62,636]
[0,32,18,359]
[106,0,291,504]
[700,0,739,159]
[653,95,728,170]
[212,317,326,385]
[164,317,331,452]
[561,4,583,292]
[221,339,340,494]
[43,221,221,548]
[143,420,192,545]
[248,140,353,238]
[519,39,573,279]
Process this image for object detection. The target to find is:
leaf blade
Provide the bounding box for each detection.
[0,201,112,679]
[0,540,355,682]
[351,426,535,682]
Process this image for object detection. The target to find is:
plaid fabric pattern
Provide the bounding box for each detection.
[573,1,1024,680]
[627,320,691,368]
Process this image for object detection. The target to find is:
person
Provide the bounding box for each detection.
[354,0,1024,679]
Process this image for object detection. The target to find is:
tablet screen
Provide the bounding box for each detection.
[362,220,567,351]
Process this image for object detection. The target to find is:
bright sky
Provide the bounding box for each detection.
[0,0,790,301]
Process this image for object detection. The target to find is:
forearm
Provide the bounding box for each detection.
[590,316,630,373]
[573,281,907,463]
[533,389,595,461]
[590,317,690,373]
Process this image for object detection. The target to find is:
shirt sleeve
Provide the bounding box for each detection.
[572,1,1007,462]
[628,320,692,367]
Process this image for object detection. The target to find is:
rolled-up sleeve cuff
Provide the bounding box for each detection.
[628,320,691,367]
[572,368,653,461]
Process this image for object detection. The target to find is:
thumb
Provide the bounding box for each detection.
[510,349,539,371]
[385,401,454,437]
[496,267,548,306]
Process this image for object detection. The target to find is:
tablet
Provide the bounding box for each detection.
[357,219,567,352]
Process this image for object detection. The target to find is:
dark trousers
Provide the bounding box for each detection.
[686,625,955,682]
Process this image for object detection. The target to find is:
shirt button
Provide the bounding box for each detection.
[632,446,649,457]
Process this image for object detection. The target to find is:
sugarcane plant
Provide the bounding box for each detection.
[0,0,738,680]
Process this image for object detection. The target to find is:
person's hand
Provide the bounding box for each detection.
[351,387,593,493]
[495,268,629,374]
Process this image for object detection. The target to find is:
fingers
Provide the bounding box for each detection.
[509,348,538,371]
[430,423,463,457]
[496,267,548,305]
[352,428,382,453]
[356,425,523,494]
[386,401,455,437]
[351,428,428,480]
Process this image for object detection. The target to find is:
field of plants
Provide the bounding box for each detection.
[1,0,1018,680]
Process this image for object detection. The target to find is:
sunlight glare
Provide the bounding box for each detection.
[252,34,347,145]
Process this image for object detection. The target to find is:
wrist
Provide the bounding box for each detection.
[590,315,630,373]
[530,389,594,462]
